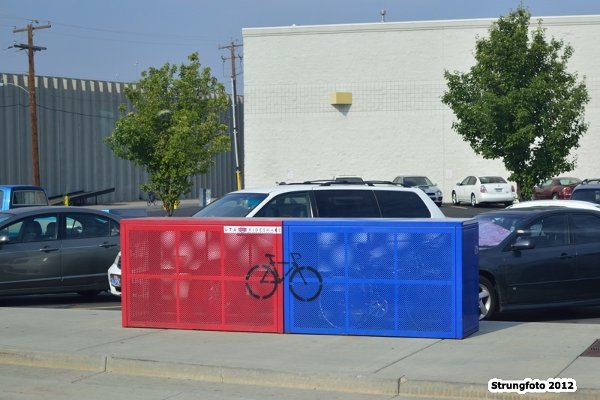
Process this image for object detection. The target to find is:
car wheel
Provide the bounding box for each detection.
[470,193,478,207]
[479,276,497,321]
[451,192,458,205]
[504,201,513,207]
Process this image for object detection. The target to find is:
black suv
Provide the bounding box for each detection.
[571,179,600,205]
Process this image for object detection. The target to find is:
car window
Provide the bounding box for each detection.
[11,189,48,207]
[403,176,433,186]
[560,178,581,185]
[572,213,600,244]
[572,188,600,204]
[0,215,57,243]
[375,190,431,218]
[254,191,311,218]
[40,216,58,240]
[194,193,268,217]
[516,214,569,248]
[480,176,506,184]
[314,190,380,218]
[65,213,115,239]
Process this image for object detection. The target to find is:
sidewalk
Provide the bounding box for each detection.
[0,307,598,399]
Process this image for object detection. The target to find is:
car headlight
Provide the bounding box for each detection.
[109,274,121,288]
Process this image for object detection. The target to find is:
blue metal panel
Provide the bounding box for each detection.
[282,219,478,339]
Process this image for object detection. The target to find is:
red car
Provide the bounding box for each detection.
[533,177,582,200]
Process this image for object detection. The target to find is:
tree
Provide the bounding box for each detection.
[105,53,230,215]
[441,5,589,200]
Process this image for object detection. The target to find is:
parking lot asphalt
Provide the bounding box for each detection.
[0,307,599,399]
[9,200,594,398]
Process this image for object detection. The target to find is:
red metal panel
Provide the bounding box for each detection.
[121,218,283,333]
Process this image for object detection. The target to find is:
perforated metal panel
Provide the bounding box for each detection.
[283,219,479,339]
[121,218,283,332]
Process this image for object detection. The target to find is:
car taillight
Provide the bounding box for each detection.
[511,185,515,192]
[480,185,487,193]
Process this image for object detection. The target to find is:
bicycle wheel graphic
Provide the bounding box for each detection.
[289,266,323,302]
[245,265,278,300]
[318,281,391,329]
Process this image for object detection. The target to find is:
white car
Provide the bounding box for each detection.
[107,251,121,296]
[452,176,515,207]
[507,199,600,211]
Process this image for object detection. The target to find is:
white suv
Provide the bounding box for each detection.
[108,181,445,296]
[193,180,445,219]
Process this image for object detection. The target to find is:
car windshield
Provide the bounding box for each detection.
[404,176,433,186]
[559,178,582,185]
[193,193,268,217]
[477,214,524,247]
[0,213,10,224]
[479,176,506,184]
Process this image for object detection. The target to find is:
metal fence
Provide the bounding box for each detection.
[0,73,243,203]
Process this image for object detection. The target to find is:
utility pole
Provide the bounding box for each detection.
[11,22,51,186]
[219,41,243,190]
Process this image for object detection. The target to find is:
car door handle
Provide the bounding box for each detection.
[559,253,573,260]
[39,246,59,253]
[99,242,118,248]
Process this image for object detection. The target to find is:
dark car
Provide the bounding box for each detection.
[0,206,120,297]
[571,178,600,205]
[392,175,443,206]
[476,206,600,320]
[533,177,581,200]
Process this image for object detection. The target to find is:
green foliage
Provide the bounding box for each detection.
[105,53,230,215]
[441,5,589,200]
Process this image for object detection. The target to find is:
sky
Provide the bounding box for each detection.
[1,0,600,88]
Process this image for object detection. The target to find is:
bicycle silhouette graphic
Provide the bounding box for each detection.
[245,252,323,302]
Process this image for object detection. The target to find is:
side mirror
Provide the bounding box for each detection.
[0,235,10,244]
[511,238,534,250]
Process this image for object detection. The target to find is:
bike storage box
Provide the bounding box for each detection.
[120,218,284,333]
[282,219,479,339]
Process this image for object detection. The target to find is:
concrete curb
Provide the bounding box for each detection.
[1,348,599,399]
[107,356,400,395]
[398,379,600,400]
[0,348,106,372]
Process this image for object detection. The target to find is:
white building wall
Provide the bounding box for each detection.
[242,16,600,197]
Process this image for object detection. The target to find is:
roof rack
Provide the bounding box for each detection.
[278,179,405,187]
[581,178,600,184]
